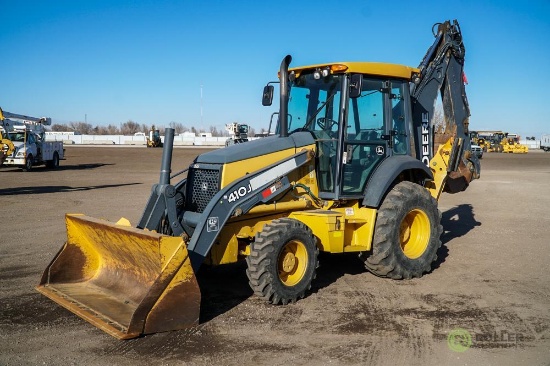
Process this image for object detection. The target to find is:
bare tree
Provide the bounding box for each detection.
[69,122,93,134]
[432,104,445,134]
[169,121,186,134]
[209,125,220,136]
[106,124,120,134]
[100,126,110,135]
[51,123,70,132]
[120,120,141,135]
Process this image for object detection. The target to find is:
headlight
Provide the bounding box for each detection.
[16,150,25,157]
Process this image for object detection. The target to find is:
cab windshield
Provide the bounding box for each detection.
[8,132,26,142]
[287,73,343,138]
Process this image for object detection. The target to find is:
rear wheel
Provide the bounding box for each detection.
[47,152,60,169]
[246,218,318,304]
[360,181,442,279]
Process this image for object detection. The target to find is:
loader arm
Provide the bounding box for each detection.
[410,20,480,199]
[185,150,313,270]
[138,130,314,271]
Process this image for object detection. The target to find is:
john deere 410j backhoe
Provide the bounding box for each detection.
[37,20,480,339]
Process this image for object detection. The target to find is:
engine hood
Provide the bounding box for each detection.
[194,132,315,165]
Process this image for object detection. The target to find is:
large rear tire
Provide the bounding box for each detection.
[246,218,318,304]
[360,181,442,279]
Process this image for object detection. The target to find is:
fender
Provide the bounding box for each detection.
[362,155,433,208]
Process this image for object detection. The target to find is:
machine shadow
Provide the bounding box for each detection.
[433,203,481,269]
[197,205,481,323]
[197,261,253,323]
[0,163,113,172]
[0,182,141,195]
[197,252,366,324]
[55,163,115,171]
[312,252,366,291]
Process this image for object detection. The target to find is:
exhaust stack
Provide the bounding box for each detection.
[279,55,292,138]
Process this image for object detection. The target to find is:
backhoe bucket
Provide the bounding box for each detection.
[37,214,201,339]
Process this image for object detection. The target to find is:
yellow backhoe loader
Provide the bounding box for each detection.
[146,126,163,148]
[37,20,480,339]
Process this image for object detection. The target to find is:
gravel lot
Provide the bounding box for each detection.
[1,146,549,366]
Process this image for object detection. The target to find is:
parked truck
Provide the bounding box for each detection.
[540,134,550,152]
[225,122,249,146]
[0,108,64,171]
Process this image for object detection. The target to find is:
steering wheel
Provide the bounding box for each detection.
[316,117,337,131]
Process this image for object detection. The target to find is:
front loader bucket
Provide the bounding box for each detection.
[37,214,201,339]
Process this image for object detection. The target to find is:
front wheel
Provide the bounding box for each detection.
[246,218,319,305]
[360,181,442,279]
[23,154,33,172]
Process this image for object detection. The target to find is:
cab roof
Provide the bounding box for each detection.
[290,62,420,80]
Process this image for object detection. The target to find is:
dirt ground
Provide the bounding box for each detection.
[1,146,549,366]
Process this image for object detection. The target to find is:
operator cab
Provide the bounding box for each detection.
[268,65,412,201]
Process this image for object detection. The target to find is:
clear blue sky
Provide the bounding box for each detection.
[2,0,549,138]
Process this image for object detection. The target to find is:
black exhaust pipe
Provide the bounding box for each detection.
[159,128,175,185]
[279,55,292,138]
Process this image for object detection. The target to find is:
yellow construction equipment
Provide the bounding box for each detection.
[37,20,480,339]
[146,126,163,148]
[1,109,17,165]
[470,131,528,153]
[501,133,528,153]
[0,138,15,165]
[470,131,504,152]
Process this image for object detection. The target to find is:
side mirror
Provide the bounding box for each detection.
[262,85,274,106]
[349,74,363,98]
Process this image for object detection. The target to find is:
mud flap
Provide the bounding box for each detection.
[36,214,201,339]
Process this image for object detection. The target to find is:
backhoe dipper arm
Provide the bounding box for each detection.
[410,20,480,197]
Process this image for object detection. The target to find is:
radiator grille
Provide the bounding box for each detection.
[187,167,220,213]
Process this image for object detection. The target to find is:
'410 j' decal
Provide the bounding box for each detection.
[225,183,252,203]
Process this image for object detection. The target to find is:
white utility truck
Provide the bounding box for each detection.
[541,134,550,152]
[225,122,249,146]
[0,108,64,171]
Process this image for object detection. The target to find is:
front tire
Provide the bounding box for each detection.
[361,181,442,279]
[23,154,33,172]
[246,218,319,304]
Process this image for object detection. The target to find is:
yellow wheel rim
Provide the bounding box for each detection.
[278,240,308,286]
[400,209,430,259]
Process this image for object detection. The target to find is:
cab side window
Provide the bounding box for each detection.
[391,82,408,155]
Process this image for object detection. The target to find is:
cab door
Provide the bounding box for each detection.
[341,78,389,195]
